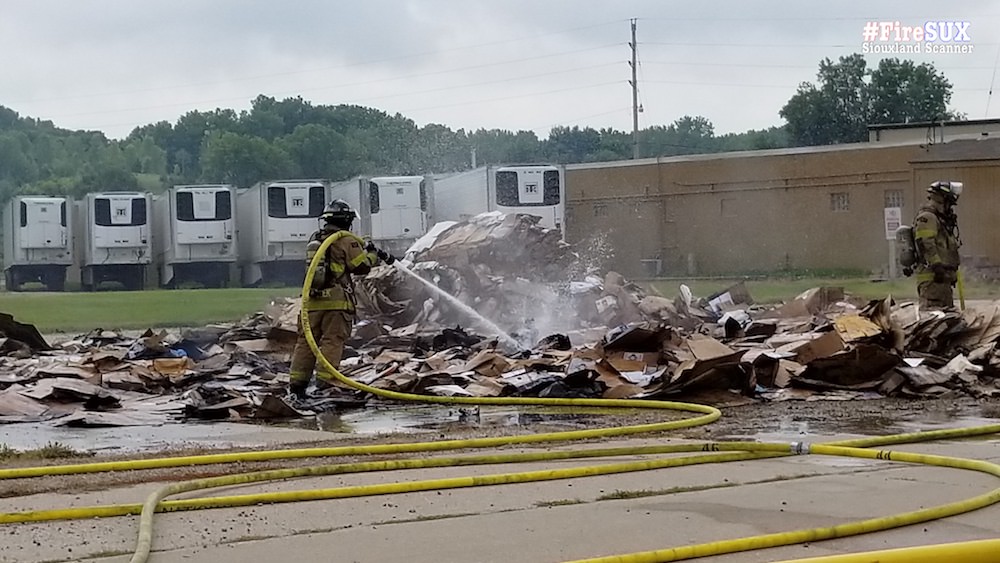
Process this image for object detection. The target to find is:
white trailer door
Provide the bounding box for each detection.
[93,196,147,248]
[20,199,67,249]
[176,190,231,244]
[265,185,322,243]
[371,179,423,240]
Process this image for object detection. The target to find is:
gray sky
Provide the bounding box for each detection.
[3,0,999,140]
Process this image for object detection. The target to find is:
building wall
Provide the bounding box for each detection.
[870,121,1000,144]
[563,143,988,278]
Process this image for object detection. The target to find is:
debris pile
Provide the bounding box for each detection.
[2,212,1000,427]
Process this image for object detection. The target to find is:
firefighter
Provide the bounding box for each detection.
[288,199,392,398]
[913,181,962,309]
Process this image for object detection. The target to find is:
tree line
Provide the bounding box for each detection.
[0,55,959,200]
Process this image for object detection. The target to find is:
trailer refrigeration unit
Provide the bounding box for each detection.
[328,175,434,255]
[77,192,152,291]
[2,196,73,291]
[153,184,236,288]
[237,179,329,286]
[433,164,565,234]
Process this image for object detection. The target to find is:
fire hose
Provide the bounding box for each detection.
[0,229,998,563]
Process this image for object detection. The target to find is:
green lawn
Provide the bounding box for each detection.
[3,275,996,335]
[650,276,1000,304]
[0,288,300,333]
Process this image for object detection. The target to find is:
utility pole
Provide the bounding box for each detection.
[629,18,639,159]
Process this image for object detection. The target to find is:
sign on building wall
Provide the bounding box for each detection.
[884,207,902,240]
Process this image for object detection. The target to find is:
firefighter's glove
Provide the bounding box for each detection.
[365,241,377,253]
[931,263,948,283]
[377,249,396,265]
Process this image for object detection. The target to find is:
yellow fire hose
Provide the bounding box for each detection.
[1,230,998,563]
[775,538,1000,563]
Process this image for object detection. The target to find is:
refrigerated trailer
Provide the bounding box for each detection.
[237,179,329,286]
[153,184,237,288]
[77,192,152,291]
[2,196,73,291]
[433,164,565,233]
[328,175,434,255]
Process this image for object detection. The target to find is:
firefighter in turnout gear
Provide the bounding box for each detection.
[288,199,383,399]
[913,181,962,310]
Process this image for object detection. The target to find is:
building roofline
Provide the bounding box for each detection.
[868,117,1000,131]
[565,141,918,170]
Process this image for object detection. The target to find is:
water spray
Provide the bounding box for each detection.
[391,261,522,350]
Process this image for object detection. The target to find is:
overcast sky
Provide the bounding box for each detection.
[3,0,999,140]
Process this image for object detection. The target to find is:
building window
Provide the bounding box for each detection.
[593,203,608,217]
[830,192,850,212]
[884,189,903,208]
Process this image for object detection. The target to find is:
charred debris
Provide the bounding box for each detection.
[1,213,998,427]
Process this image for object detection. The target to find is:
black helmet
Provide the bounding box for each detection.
[928,181,963,203]
[321,199,356,229]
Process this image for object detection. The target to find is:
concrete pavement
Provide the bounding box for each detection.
[2,432,999,563]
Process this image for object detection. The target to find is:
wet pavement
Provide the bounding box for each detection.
[3,398,999,455]
[0,421,350,454]
[3,433,999,563]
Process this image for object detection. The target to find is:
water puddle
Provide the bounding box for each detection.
[716,410,1000,444]
[4,401,997,456]
[0,421,307,454]
[283,404,610,434]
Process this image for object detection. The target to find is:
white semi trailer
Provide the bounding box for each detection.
[237,179,329,286]
[433,164,565,233]
[2,196,73,291]
[328,175,434,255]
[153,184,237,288]
[77,192,152,291]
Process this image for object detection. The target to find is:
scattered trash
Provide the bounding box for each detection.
[2,214,1000,427]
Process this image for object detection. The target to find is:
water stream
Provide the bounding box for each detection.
[392,262,522,350]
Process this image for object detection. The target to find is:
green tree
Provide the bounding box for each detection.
[412,124,468,173]
[716,126,791,151]
[467,129,543,165]
[122,136,168,176]
[869,58,957,124]
[278,123,364,180]
[200,132,296,187]
[780,54,957,145]
[544,126,602,162]
[640,115,717,157]
[354,113,419,174]
[0,132,40,184]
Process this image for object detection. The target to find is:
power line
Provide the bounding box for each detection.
[644,60,996,72]
[987,44,1000,116]
[339,62,622,106]
[8,20,628,106]
[37,54,623,121]
[638,15,1000,21]
[537,107,633,133]
[397,81,622,114]
[642,40,1000,48]
[643,78,992,91]
[642,41,856,48]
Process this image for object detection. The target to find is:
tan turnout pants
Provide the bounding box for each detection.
[289,310,353,387]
